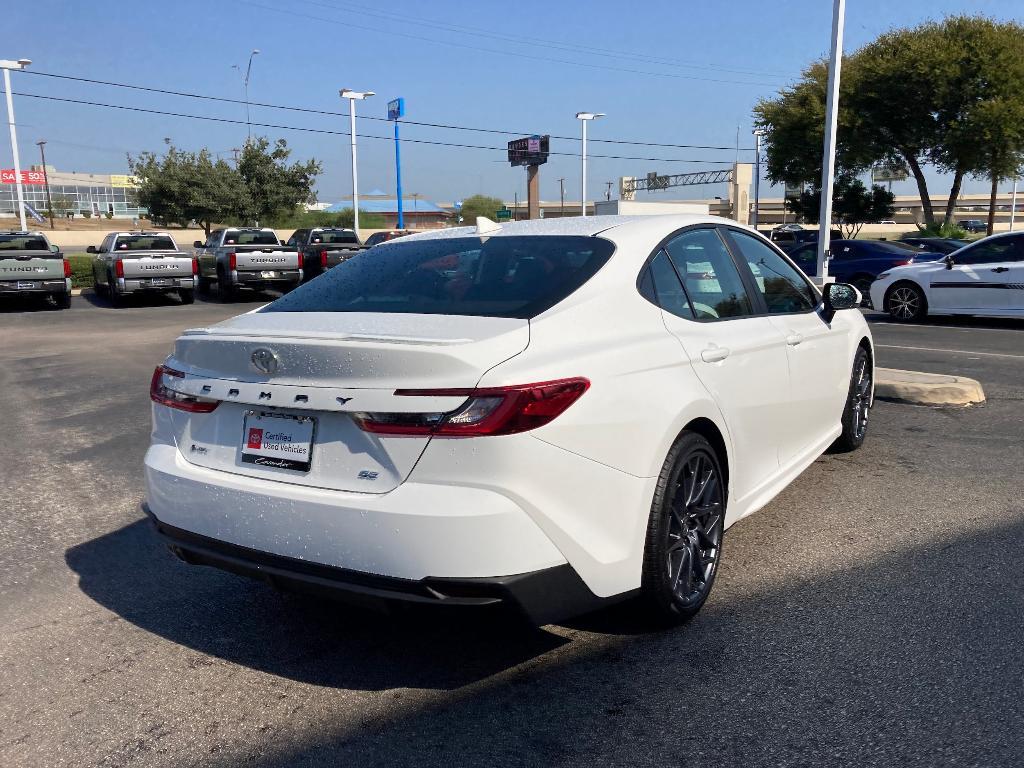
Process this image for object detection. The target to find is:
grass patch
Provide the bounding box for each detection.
[65,254,94,289]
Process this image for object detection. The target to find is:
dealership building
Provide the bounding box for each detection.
[0,166,147,219]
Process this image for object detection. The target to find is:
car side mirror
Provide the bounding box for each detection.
[822,282,859,322]
[86,245,97,254]
[944,254,955,270]
[193,240,204,248]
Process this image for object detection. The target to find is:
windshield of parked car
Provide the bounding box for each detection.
[224,230,280,246]
[311,230,360,244]
[114,236,176,251]
[262,235,615,318]
[0,235,49,251]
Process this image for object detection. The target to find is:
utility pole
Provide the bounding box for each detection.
[514,191,518,221]
[605,181,613,201]
[558,177,565,218]
[36,140,53,229]
[752,129,764,228]
[815,0,846,284]
[1010,177,1018,232]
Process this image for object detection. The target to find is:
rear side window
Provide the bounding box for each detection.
[0,235,48,251]
[645,251,694,319]
[224,230,280,246]
[664,229,753,320]
[262,235,614,319]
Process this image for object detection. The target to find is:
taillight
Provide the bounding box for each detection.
[192,257,199,275]
[352,378,590,437]
[228,252,237,271]
[63,259,71,278]
[150,365,219,413]
[320,249,328,269]
[115,258,124,278]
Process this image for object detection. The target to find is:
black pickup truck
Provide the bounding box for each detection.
[285,227,368,283]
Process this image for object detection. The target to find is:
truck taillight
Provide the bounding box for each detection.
[320,249,328,269]
[150,365,219,413]
[63,259,71,278]
[115,258,124,278]
[192,257,199,275]
[228,252,237,271]
[352,378,590,437]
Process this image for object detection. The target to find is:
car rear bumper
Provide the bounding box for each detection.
[122,277,194,292]
[144,504,605,624]
[235,270,301,287]
[0,278,70,294]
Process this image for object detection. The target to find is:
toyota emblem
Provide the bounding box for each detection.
[251,348,279,374]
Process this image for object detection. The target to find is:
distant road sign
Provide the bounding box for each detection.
[454,200,463,210]
[507,135,550,167]
[784,181,804,199]
[872,164,908,183]
[495,208,512,221]
[387,98,405,121]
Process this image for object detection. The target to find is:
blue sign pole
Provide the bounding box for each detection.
[388,97,406,229]
[394,120,404,229]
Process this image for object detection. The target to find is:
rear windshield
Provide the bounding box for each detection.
[0,235,49,251]
[311,230,359,244]
[262,235,615,318]
[224,230,280,246]
[114,235,176,251]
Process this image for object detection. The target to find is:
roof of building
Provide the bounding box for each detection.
[324,198,449,215]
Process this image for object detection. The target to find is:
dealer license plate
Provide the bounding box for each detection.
[17,281,34,289]
[150,278,167,286]
[261,270,278,278]
[241,412,315,472]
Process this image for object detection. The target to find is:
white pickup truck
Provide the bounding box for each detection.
[89,231,197,305]
[193,228,301,301]
[0,231,71,309]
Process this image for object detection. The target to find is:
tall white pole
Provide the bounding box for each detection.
[815,0,846,283]
[3,68,27,231]
[752,130,763,228]
[349,99,359,233]
[1010,177,1018,232]
[580,118,587,218]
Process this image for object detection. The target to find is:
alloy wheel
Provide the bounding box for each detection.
[889,286,921,320]
[666,451,724,607]
[850,354,872,441]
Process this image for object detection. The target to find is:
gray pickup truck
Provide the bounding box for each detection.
[0,231,72,309]
[193,228,301,301]
[285,227,367,283]
[89,232,196,305]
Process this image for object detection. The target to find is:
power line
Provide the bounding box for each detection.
[20,70,756,152]
[8,90,738,166]
[239,0,785,88]
[295,0,793,79]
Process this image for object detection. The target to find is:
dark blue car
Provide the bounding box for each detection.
[787,240,944,302]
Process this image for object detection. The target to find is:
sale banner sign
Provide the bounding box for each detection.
[1,169,46,184]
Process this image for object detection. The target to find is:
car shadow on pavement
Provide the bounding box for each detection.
[64,517,569,692]
[0,294,67,313]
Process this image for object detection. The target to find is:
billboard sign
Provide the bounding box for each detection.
[784,181,804,199]
[387,98,405,121]
[507,135,549,167]
[871,164,908,183]
[1,169,46,185]
[109,174,140,188]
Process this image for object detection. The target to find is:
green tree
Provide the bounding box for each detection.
[49,193,75,219]
[787,174,895,238]
[458,194,505,225]
[237,138,321,226]
[755,16,1024,229]
[128,146,248,234]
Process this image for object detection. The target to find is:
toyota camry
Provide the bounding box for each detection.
[144,215,873,626]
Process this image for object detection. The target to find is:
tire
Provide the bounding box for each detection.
[639,432,726,626]
[93,279,107,297]
[195,273,209,294]
[108,276,122,307]
[54,292,72,310]
[217,269,236,303]
[884,281,927,322]
[178,288,195,305]
[832,346,872,453]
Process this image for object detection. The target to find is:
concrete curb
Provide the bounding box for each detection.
[876,367,985,407]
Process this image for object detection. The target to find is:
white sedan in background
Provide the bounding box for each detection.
[145,215,873,626]
[872,231,1024,321]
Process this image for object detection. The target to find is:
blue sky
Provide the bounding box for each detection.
[5,0,1022,205]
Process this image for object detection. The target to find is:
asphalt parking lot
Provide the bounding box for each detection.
[2,293,1022,767]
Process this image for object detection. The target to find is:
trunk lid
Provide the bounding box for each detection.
[164,311,529,493]
[230,246,300,272]
[119,252,193,280]
[0,253,64,281]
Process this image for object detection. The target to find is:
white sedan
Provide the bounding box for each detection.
[871,231,1024,321]
[144,215,873,626]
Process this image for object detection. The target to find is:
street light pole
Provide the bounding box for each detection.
[36,140,53,230]
[244,49,259,142]
[815,0,846,283]
[558,177,565,217]
[2,58,31,231]
[575,112,604,218]
[340,89,374,234]
[752,129,764,228]
[1010,177,1018,232]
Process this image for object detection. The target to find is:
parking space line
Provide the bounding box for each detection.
[876,344,1024,360]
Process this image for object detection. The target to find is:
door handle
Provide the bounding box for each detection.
[991,267,1009,273]
[785,332,804,346]
[701,345,731,363]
